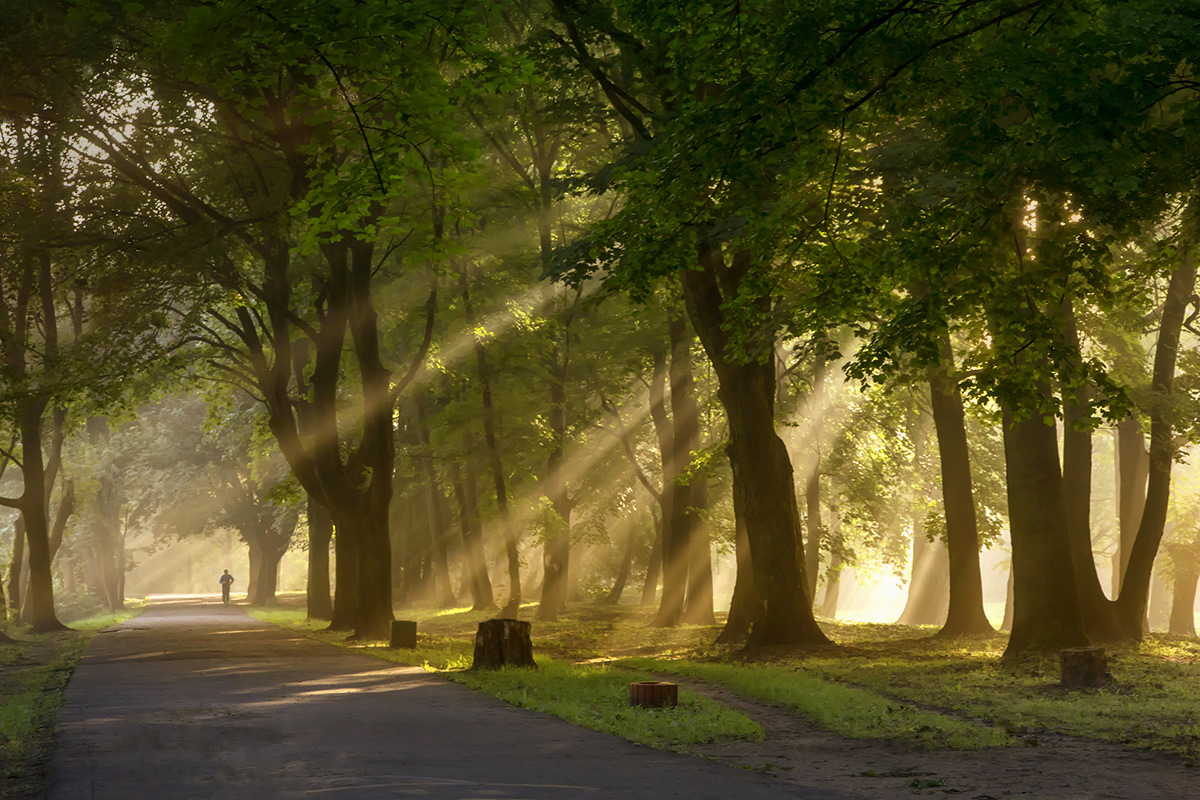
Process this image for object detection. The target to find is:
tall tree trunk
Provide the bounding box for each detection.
[606,528,637,605]
[329,525,359,631]
[305,495,334,620]
[1114,416,1149,595]
[819,548,843,619]
[6,516,23,620]
[803,352,826,601]
[682,476,715,624]
[18,399,64,632]
[537,349,571,621]
[682,247,827,647]
[1115,252,1196,637]
[1167,544,1199,637]
[459,266,520,615]
[1002,407,1089,656]
[452,462,496,611]
[641,507,662,607]
[928,341,993,636]
[414,392,457,608]
[647,345,684,626]
[1058,300,1123,641]
[246,537,263,606]
[665,314,714,625]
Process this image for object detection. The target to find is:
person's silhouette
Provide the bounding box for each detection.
[219,569,234,604]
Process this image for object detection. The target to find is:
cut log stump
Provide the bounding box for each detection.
[390,620,417,649]
[629,681,678,708]
[471,618,536,670]
[1060,646,1109,688]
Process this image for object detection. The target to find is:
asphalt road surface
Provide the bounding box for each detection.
[47,601,846,800]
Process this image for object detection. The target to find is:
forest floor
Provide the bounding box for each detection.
[0,608,140,800]
[255,595,1200,799]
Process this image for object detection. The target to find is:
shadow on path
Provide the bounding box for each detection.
[48,601,841,800]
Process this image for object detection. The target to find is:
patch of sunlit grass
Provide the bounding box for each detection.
[620,657,1012,750]
[795,634,1200,759]
[449,658,763,749]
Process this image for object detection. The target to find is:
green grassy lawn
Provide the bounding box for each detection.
[1,607,144,799]
[254,600,1200,760]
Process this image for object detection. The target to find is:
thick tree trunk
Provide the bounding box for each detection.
[683,249,826,647]
[1002,408,1089,656]
[1115,253,1196,637]
[928,343,993,636]
[329,525,359,631]
[1058,301,1123,641]
[246,539,262,606]
[18,402,64,632]
[1167,544,1199,636]
[306,495,334,620]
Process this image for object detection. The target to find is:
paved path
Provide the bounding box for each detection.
[48,602,844,800]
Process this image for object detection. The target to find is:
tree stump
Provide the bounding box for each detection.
[629,681,678,708]
[390,620,417,649]
[471,618,535,670]
[1060,646,1109,688]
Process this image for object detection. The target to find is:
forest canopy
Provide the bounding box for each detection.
[3,0,1200,661]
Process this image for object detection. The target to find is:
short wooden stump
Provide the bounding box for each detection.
[629,681,678,708]
[471,618,536,670]
[1060,645,1108,688]
[390,620,417,649]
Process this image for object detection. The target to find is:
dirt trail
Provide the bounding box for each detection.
[674,675,1198,800]
[46,600,842,800]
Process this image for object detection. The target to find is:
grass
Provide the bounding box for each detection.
[252,600,1200,761]
[794,631,1200,759]
[1,607,144,799]
[618,657,1013,749]
[248,606,762,750]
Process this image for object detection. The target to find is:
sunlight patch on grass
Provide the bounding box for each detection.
[451,658,763,749]
[621,657,1013,750]
[799,634,1200,759]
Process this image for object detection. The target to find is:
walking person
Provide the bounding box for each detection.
[219,570,235,604]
